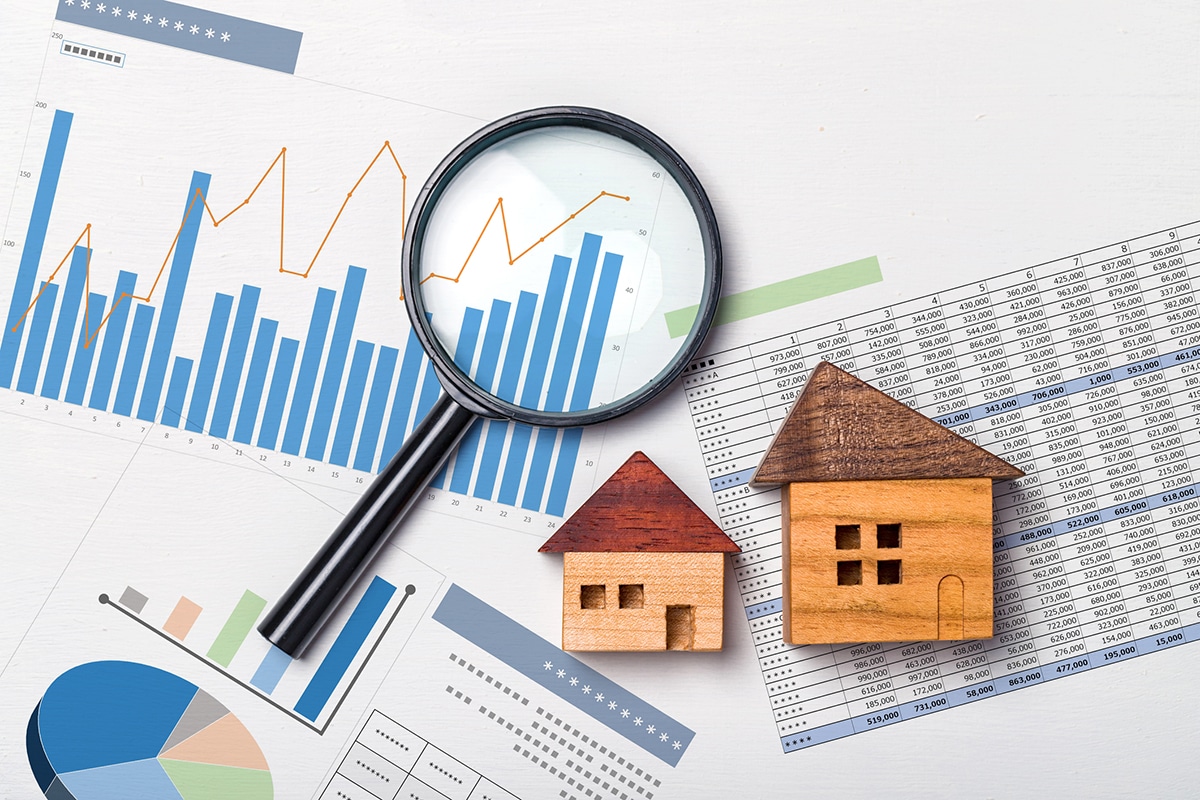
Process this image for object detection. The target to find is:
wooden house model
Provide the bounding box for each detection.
[753,361,1024,644]
[539,452,740,651]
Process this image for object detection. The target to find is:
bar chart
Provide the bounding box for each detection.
[102,574,424,732]
[0,109,629,516]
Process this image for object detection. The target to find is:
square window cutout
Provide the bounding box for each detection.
[877,524,901,548]
[837,561,862,585]
[835,525,860,550]
[878,560,902,584]
[580,585,606,609]
[619,584,644,609]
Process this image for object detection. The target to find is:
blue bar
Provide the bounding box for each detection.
[520,254,572,409]
[498,255,571,505]
[0,110,71,388]
[542,250,623,514]
[258,337,299,450]
[430,307,483,490]
[41,246,89,400]
[281,287,336,455]
[522,428,559,510]
[233,318,278,445]
[379,329,425,465]
[497,425,533,505]
[450,300,509,494]
[294,576,396,721]
[571,250,623,410]
[161,357,194,428]
[64,292,106,405]
[250,647,293,694]
[413,359,442,427]
[184,293,234,433]
[209,285,261,439]
[330,340,374,467]
[55,0,304,74]
[546,427,583,516]
[474,291,537,500]
[353,345,397,473]
[544,233,600,411]
[88,271,138,411]
[112,304,155,416]
[306,267,366,461]
[16,282,58,394]
[138,171,211,422]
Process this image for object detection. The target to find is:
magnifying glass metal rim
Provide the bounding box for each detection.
[402,105,722,427]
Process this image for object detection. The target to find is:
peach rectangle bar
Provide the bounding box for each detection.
[163,596,203,640]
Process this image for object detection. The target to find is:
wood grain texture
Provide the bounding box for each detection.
[753,361,1025,484]
[782,478,994,644]
[540,451,739,553]
[560,552,726,651]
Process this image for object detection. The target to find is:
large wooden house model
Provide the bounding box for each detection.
[753,361,1024,644]
[540,452,740,651]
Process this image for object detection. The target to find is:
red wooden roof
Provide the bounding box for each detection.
[754,361,1024,484]
[539,452,740,553]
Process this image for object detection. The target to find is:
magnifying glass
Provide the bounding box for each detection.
[259,107,721,657]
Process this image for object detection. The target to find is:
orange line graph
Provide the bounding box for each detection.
[15,143,630,346]
[405,190,630,299]
[11,142,408,347]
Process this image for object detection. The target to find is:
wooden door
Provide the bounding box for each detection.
[938,576,964,639]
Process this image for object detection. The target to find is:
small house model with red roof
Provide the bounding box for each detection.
[540,452,740,651]
[753,361,1024,644]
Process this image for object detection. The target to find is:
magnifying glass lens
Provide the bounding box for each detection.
[415,125,708,418]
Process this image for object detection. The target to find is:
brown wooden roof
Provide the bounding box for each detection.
[539,452,740,553]
[753,361,1024,484]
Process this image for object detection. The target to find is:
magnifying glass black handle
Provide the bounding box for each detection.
[258,393,476,657]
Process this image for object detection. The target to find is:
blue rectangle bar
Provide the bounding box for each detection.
[258,337,299,449]
[497,424,532,506]
[184,292,234,432]
[41,245,90,400]
[138,171,211,422]
[520,255,572,410]
[521,428,558,510]
[16,282,59,394]
[88,270,138,411]
[433,584,694,766]
[450,300,509,494]
[544,233,601,411]
[54,0,303,74]
[545,427,583,516]
[354,345,397,473]
[433,307,483,490]
[330,340,374,468]
[282,287,336,455]
[307,267,366,461]
[161,357,193,427]
[113,303,155,416]
[413,359,442,429]
[295,576,396,721]
[233,318,278,445]
[64,292,107,405]
[571,250,623,410]
[0,109,71,388]
[474,291,536,501]
[380,329,425,466]
[250,646,292,694]
[210,285,261,439]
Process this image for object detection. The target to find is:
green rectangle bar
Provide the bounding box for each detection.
[664,255,882,338]
[205,590,268,667]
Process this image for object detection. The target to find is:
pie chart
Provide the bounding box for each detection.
[27,661,272,799]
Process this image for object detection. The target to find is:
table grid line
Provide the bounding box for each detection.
[683,219,1200,751]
